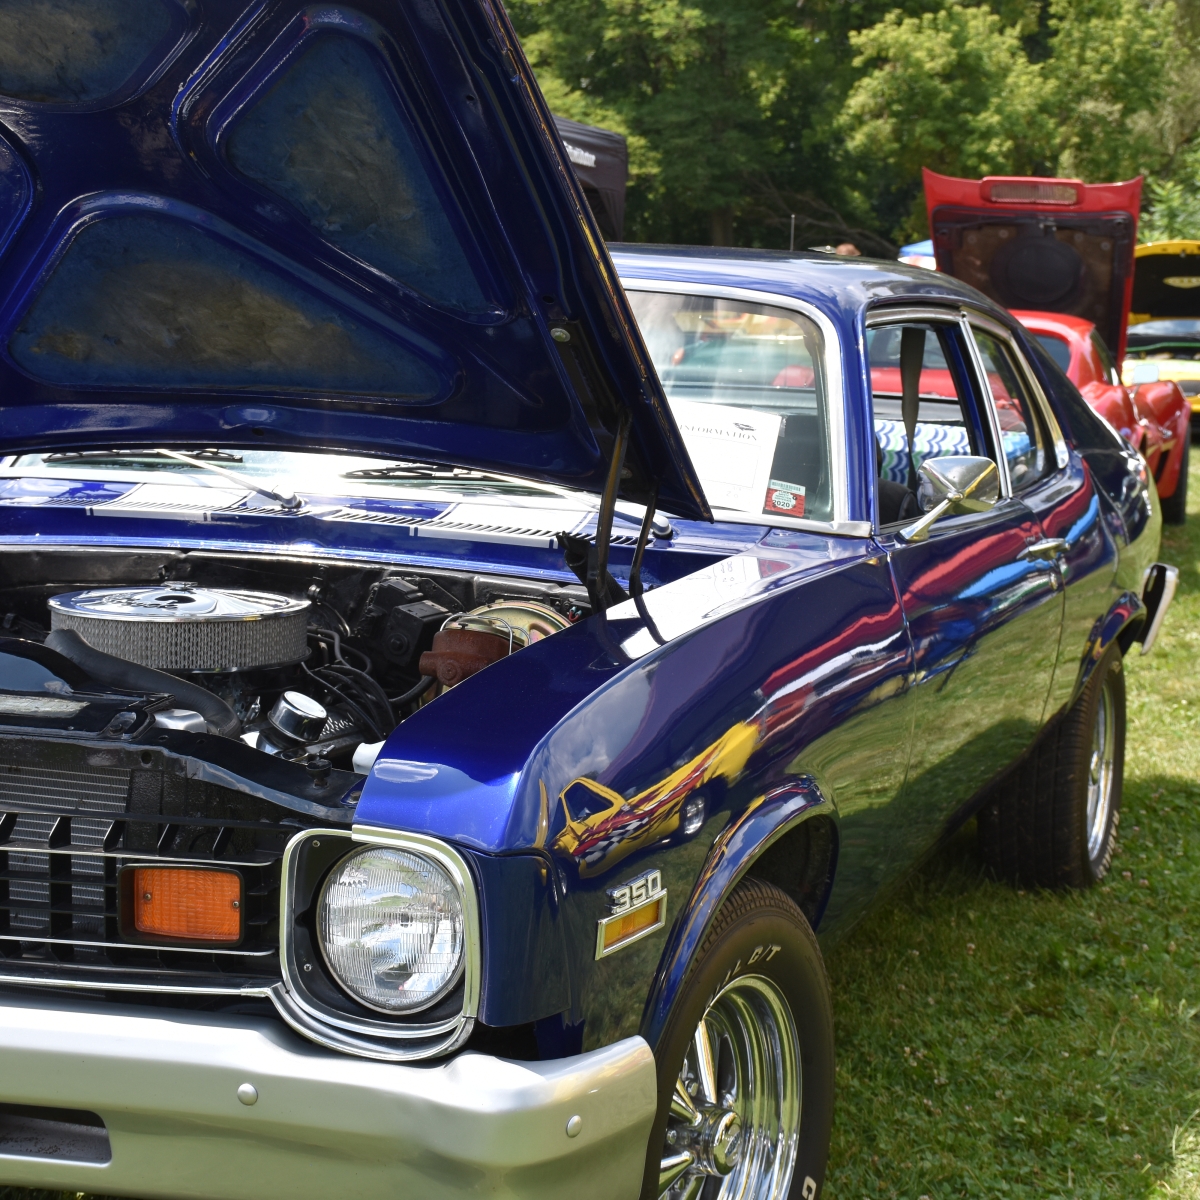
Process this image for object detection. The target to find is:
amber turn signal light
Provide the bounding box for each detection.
[129,867,242,943]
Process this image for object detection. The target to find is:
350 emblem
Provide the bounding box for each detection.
[607,868,663,914]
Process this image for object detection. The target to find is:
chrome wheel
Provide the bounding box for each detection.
[659,974,800,1199]
[1086,672,1117,864]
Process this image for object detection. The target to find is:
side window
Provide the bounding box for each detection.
[867,322,992,514]
[971,329,1048,492]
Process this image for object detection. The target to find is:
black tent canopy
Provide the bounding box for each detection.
[553,115,629,240]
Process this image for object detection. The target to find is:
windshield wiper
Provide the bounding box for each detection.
[43,448,301,511]
[342,461,508,482]
[341,462,568,498]
[45,448,244,464]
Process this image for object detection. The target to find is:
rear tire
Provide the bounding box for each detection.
[1160,441,1188,525]
[643,878,834,1200]
[978,643,1125,888]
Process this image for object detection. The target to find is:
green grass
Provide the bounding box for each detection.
[5,453,1200,1200]
[823,449,1200,1200]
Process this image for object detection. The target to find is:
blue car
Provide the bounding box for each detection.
[0,3,1175,1199]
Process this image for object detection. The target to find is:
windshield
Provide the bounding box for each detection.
[627,291,833,522]
[1129,318,1200,337]
[1032,332,1072,374]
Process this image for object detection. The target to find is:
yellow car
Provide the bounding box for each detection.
[552,720,761,877]
[1124,240,1200,429]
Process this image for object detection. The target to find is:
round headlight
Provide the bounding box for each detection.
[318,846,465,1013]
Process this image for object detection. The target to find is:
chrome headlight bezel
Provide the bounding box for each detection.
[273,826,481,1062]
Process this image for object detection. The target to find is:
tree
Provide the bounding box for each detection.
[509,0,822,245]
[1140,144,1200,241]
[837,0,1175,241]
[837,5,1053,239]
[512,0,1185,249]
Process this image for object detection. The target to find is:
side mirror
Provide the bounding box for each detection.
[898,455,999,543]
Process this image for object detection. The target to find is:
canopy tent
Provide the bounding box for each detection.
[552,116,629,241]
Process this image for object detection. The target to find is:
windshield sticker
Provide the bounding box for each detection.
[668,398,780,513]
[763,479,805,517]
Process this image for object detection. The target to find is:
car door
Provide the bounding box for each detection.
[871,307,1065,870]
[988,318,1117,723]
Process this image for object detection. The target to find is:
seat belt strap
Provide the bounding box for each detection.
[900,327,926,494]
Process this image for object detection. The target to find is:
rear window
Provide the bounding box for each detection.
[1032,332,1072,374]
[628,291,834,522]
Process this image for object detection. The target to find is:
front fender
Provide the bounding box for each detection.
[639,783,835,1049]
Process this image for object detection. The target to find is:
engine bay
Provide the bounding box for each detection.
[0,547,590,777]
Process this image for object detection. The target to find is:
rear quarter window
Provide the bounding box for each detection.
[1032,332,1072,374]
[1020,331,1123,454]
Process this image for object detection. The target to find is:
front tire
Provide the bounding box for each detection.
[642,878,834,1200]
[978,643,1125,888]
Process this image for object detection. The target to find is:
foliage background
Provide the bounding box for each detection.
[509,0,1200,249]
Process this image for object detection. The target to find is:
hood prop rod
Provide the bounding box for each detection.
[556,413,631,614]
[628,483,667,645]
[628,483,658,600]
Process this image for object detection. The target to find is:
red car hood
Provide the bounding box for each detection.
[923,169,1142,360]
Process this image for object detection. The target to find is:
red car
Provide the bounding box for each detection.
[1013,310,1189,523]
[922,169,1190,523]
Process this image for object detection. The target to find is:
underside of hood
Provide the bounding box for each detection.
[1131,241,1200,325]
[923,169,1142,360]
[0,0,709,520]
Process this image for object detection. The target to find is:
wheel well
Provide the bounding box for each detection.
[744,814,838,929]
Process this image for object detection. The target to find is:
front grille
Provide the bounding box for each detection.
[0,746,323,994]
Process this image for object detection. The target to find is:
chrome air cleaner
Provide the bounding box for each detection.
[48,586,309,673]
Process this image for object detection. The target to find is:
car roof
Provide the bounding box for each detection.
[611,244,1003,324]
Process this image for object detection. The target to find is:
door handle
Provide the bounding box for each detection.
[1023,538,1068,561]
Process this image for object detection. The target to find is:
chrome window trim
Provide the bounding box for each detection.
[619,278,862,534]
[962,310,1070,488]
[863,303,1015,507]
[692,510,871,537]
[864,305,964,327]
[958,313,1014,498]
[975,315,1071,469]
[271,825,480,1062]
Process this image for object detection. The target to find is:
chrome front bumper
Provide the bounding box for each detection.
[0,995,658,1200]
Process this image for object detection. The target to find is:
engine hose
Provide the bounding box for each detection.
[390,674,435,710]
[45,628,242,738]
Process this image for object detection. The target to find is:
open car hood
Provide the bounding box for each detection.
[923,169,1142,359]
[0,0,709,520]
[1130,241,1200,333]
